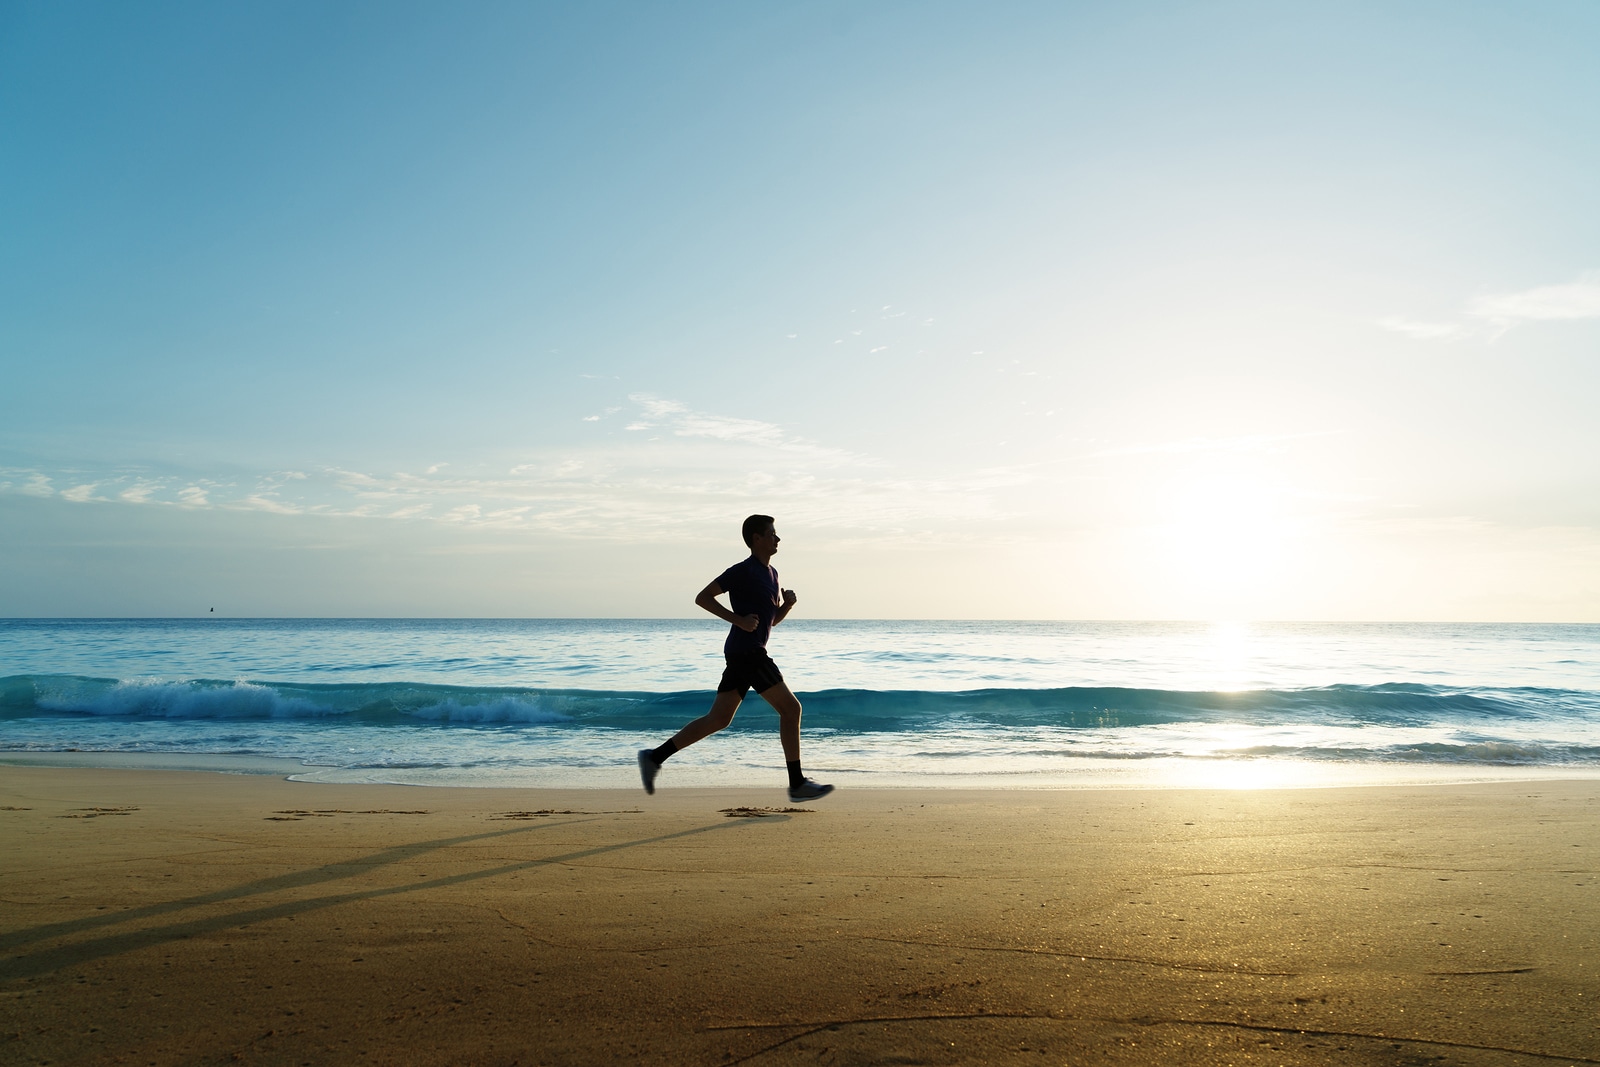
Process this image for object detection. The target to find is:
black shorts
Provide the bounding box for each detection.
[717,649,785,696]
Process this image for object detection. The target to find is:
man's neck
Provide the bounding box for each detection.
[752,550,774,566]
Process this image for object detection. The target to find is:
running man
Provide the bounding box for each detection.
[637,515,834,801]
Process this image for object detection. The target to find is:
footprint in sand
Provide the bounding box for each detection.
[266,809,431,820]
[58,807,138,819]
[490,809,642,819]
[719,807,814,818]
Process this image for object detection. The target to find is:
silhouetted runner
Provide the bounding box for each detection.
[637,514,833,801]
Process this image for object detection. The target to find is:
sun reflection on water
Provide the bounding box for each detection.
[1160,758,1331,790]
[1203,620,1254,692]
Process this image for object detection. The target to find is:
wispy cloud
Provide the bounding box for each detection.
[1383,270,1600,342]
[624,394,861,462]
[1376,316,1474,342]
[0,394,1026,543]
[628,395,782,446]
[240,494,303,515]
[120,481,161,504]
[1471,271,1600,325]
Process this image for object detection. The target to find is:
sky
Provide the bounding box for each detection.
[2,1,1598,620]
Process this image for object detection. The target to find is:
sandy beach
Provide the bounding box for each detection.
[2,768,1596,1066]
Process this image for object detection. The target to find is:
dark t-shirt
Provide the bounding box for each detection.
[716,555,781,657]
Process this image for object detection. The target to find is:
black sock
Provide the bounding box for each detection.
[786,760,804,788]
[649,740,678,765]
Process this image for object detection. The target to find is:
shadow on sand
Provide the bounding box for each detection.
[1,814,775,980]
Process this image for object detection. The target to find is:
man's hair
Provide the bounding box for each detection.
[741,514,775,547]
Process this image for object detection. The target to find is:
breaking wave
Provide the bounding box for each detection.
[3,674,1594,732]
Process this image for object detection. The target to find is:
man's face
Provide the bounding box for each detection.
[751,524,780,555]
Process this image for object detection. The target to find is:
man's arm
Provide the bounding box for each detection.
[772,588,798,626]
[696,581,759,632]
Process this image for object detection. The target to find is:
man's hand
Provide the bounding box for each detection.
[771,588,798,627]
[735,614,760,632]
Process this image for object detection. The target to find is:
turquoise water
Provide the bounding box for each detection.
[3,619,1598,790]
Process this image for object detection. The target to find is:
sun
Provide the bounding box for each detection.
[1144,469,1298,619]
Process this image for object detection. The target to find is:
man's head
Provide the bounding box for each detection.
[742,514,777,553]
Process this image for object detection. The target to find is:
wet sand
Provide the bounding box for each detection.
[1,767,1596,1065]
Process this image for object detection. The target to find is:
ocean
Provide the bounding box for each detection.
[3,618,1598,791]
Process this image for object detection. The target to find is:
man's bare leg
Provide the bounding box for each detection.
[758,681,832,800]
[638,691,742,795]
[670,690,744,750]
[757,681,802,763]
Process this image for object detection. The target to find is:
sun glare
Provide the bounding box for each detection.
[1164,759,1328,790]
[1145,470,1296,619]
[1203,619,1254,691]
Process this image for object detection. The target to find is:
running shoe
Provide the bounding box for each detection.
[638,750,660,795]
[787,778,834,801]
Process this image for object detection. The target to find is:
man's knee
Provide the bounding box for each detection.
[707,694,741,730]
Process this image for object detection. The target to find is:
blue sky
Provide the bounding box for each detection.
[3,1,1598,618]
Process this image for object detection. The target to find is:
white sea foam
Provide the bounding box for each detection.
[37,678,328,719]
[405,697,571,724]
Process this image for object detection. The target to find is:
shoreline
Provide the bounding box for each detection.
[6,747,1600,792]
[3,765,1597,1065]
